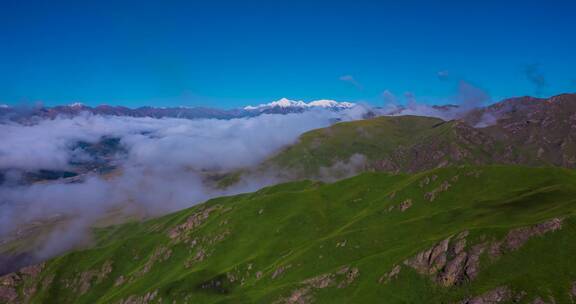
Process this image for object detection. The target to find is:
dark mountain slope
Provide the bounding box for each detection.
[263,94,576,178]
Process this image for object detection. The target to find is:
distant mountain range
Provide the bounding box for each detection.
[0,98,357,122]
[3,93,575,188]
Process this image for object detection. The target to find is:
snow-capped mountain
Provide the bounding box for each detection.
[0,98,358,123]
[244,98,355,111]
[68,102,85,108]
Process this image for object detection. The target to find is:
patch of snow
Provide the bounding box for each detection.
[69,102,85,108]
[244,98,355,110]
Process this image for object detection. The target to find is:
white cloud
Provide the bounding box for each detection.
[339,75,363,90]
[0,106,370,261]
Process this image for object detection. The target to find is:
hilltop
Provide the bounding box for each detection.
[263,94,576,178]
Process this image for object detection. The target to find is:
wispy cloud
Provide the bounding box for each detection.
[524,64,547,96]
[437,70,450,81]
[378,80,491,123]
[339,75,363,90]
[381,90,398,105]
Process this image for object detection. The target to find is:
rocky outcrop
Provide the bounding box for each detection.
[399,199,413,211]
[117,290,159,304]
[183,228,231,269]
[459,286,514,304]
[404,230,483,287]
[275,265,360,304]
[378,264,401,284]
[404,218,564,288]
[0,274,19,303]
[137,247,172,276]
[272,264,293,279]
[168,205,219,242]
[424,180,452,202]
[63,260,113,295]
[276,287,313,304]
[489,218,563,258]
[0,263,45,304]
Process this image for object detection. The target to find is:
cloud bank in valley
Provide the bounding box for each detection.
[0,107,369,262]
[0,79,497,268]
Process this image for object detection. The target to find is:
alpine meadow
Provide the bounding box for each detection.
[1,1,576,303]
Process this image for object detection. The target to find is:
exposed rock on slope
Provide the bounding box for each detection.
[264,94,576,178]
[458,286,515,304]
[2,166,575,303]
[402,218,563,288]
[403,231,482,287]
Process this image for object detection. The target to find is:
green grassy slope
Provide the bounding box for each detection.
[261,115,526,177]
[4,166,576,303]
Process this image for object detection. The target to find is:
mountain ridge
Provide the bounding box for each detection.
[262,93,576,178]
[0,98,357,122]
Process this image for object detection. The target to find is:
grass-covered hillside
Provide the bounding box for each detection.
[3,166,576,303]
[263,116,528,177]
[264,94,576,178]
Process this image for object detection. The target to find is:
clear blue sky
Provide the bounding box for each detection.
[1,0,575,108]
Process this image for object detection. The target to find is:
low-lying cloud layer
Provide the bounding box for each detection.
[0,81,498,269]
[0,107,369,264]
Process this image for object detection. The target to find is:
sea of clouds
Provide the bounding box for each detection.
[0,80,496,268]
[0,106,370,262]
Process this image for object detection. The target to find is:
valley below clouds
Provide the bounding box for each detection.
[0,106,369,263]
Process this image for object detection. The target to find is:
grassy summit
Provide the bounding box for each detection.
[3,166,576,303]
[263,115,523,177]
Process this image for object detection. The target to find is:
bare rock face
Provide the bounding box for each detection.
[275,265,360,304]
[0,274,19,303]
[405,218,564,288]
[504,218,562,251]
[424,180,452,202]
[272,264,292,279]
[117,290,159,304]
[335,266,360,288]
[490,218,563,258]
[168,205,219,241]
[459,286,514,304]
[470,94,576,168]
[137,247,172,276]
[0,262,45,304]
[399,199,413,212]
[379,264,401,284]
[404,230,482,287]
[276,287,313,304]
[63,260,114,295]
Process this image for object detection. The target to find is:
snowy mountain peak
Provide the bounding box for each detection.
[68,102,85,108]
[244,98,355,111]
[308,99,356,108]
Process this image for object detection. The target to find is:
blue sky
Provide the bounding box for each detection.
[1,0,575,108]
